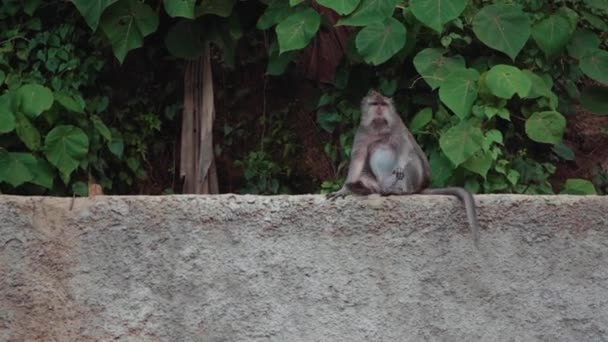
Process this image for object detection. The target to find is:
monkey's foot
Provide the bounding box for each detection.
[326,188,350,201]
[392,167,405,180]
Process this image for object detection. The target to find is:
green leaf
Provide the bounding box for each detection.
[413,48,466,90]
[0,151,35,187]
[44,125,89,182]
[0,94,16,134]
[525,111,566,145]
[409,0,466,33]
[581,11,608,31]
[15,113,41,150]
[276,8,321,54]
[439,68,479,119]
[72,181,89,196]
[290,0,304,6]
[316,0,360,15]
[71,0,118,31]
[29,158,55,189]
[485,64,532,99]
[108,128,124,158]
[561,178,597,195]
[523,70,558,109]
[337,0,400,27]
[55,92,85,113]
[531,14,573,57]
[579,49,608,85]
[409,107,433,133]
[196,0,236,18]
[257,0,298,30]
[567,29,600,60]
[472,4,530,60]
[482,129,503,150]
[24,0,42,15]
[165,19,206,59]
[580,85,608,115]
[552,143,575,161]
[100,0,159,63]
[0,70,5,85]
[163,0,196,18]
[429,150,454,186]
[92,115,112,141]
[462,150,493,178]
[439,121,484,166]
[17,84,54,118]
[266,42,297,75]
[584,0,608,12]
[355,17,406,65]
[317,109,342,133]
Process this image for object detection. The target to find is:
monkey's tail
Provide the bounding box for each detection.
[421,187,480,248]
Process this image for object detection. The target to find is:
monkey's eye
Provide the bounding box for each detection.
[370,101,379,106]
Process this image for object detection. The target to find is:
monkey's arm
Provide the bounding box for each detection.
[421,187,480,248]
[327,131,380,200]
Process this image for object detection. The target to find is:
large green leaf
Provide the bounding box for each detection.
[15,113,41,150]
[439,68,479,119]
[44,125,89,182]
[532,14,573,57]
[567,29,600,60]
[100,0,159,63]
[165,19,206,59]
[429,150,454,186]
[472,4,530,60]
[18,84,54,118]
[276,8,320,54]
[525,111,566,145]
[316,0,360,15]
[579,49,608,85]
[462,150,493,178]
[163,0,196,19]
[196,0,236,18]
[337,0,400,26]
[29,158,55,189]
[355,17,406,65]
[0,151,35,187]
[439,121,484,166]
[561,178,597,195]
[71,0,118,31]
[0,94,16,133]
[413,48,465,90]
[409,0,466,33]
[485,64,531,99]
[580,85,608,115]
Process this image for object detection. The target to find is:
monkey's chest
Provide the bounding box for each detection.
[369,145,397,179]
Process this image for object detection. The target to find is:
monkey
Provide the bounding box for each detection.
[327,90,480,248]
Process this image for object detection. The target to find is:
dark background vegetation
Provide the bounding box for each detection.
[0,0,607,196]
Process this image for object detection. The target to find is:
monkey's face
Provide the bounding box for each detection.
[360,91,397,130]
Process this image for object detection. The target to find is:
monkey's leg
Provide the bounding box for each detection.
[327,174,380,200]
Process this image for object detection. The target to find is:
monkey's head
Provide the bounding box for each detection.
[360,90,398,130]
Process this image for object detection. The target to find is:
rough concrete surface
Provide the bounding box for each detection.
[0,194,607,342]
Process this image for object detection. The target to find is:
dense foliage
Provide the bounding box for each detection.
[0,0,607,195]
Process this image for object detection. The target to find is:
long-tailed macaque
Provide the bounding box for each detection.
[327,90,480,247]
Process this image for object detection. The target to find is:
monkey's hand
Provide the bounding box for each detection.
[392,167,405,180]
[326,187,351,201]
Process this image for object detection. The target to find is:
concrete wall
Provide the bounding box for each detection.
[0,194,607,341]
